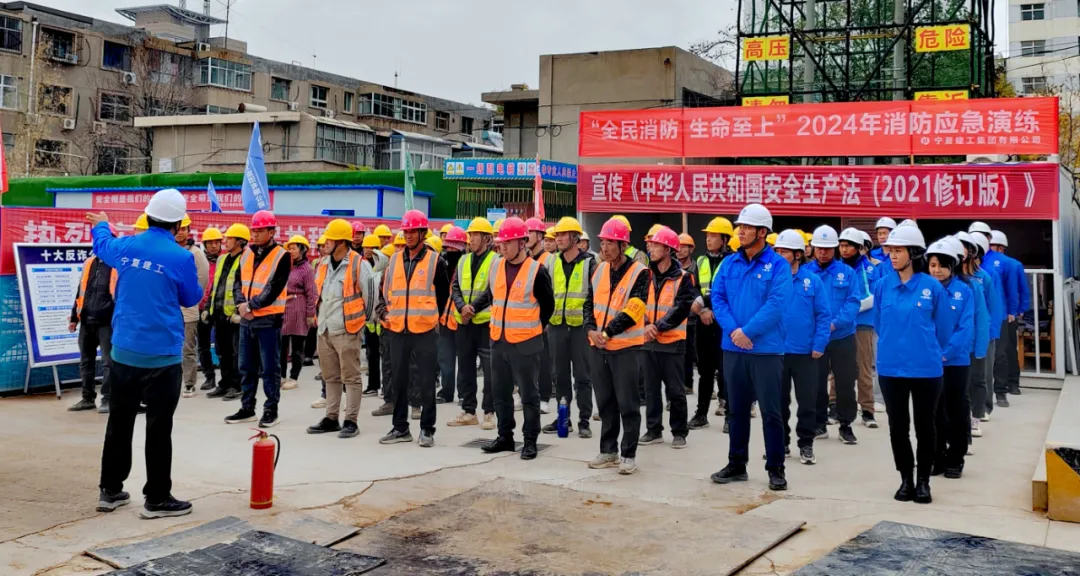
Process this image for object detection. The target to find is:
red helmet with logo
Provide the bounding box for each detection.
[350,221,366,234]
[401,209,429,231]
[598,217,631,243]
[650,226,680,251]
[251,210,277,229]
[524,217,546,233]
[497,217,529,242]
[445,226,467,244]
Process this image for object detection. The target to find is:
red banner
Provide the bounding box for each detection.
[0,208,453,275]
[90,189,272,212]
[579,97,1059,158]
[577,163,1059,220]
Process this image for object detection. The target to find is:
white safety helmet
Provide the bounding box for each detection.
[968,221,992,235]
[859,230,874,248]
[773,229,806,252]
[990,230,1008,247]
[144,188,187,223]
[883,226,926,249]
[875,217,897,230]
[897,219,918,229]
[926,239,957,262]
[811,225,840,248]
[734,203,773,230]
[971,232,990,256]
[839,227,864,246]
[945,236,966,260]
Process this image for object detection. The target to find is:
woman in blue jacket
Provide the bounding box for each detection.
[955,232,992,439]
[773,230,831,466]
[874,225,952,505]
[926,238,975,480]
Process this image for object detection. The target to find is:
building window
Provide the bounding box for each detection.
[0,75,16,109]
[0,16,21,53]
[270,77,291,101]
[382,136,450,170]
[205,105,235,115]
[102,41,132,71]
[44,29,76,63]
[460,116,474,135]
[99,93,132,123]
[196,58,251,91]
[35,139,67,169]
[316,123,375,166]
[3,132,13,155]
[1020,3,1045,20]
[39,85,71,115]
[435,111,450,131]
[343,92,353,113]
[310,85,328,109]
[1021,76,1047,94]
[359,92,428,125]
[96,146,129,175]
[1020,40,1047,57]
[149,50,192,85]
[401,99,427,124]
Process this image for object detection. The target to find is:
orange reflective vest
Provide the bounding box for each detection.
[490,257,542,343]
[646,271,688,344]
[534,251,552,267]
[75,256,117,319]
[239,245,288,317]
[591,260,647,350]
[441,300,459,330]
[314,251,366,334]
[384,249,438,334]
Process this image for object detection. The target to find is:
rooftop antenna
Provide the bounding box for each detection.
[394,70,399,88]
[203,0,210,16]
[178,0,187,8]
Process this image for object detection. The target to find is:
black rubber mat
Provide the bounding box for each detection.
[106,531,384,576]
[460,437,551,452]
[793,521,1080,575]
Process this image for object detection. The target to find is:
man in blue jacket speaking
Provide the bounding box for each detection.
[709,203,792,491]
[86,188,203,520]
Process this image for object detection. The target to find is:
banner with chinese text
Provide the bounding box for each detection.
[742,95,790,106]
[14,243,92,366]
[741,35,791,62]
[914,24,971,53]
[914,90,969,101]
[90,189,273,212]
[577,163,1058,220]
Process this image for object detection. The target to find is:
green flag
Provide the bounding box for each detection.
[403,151,416,210]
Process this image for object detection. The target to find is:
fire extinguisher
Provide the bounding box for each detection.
[249,430,280,510]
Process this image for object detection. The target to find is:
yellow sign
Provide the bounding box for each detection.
[742,95,790,106]
[741,35,791,62]
[913,90,969,101]
[914,24,970,53]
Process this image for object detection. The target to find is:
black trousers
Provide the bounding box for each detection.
[724,351,786,469]
[816,334,858,427]
[437,326,456,400]
[549,324,594,426]
[993,320,1012,395]
[593,348,642,458]
[936,364,971,469]
[303,326,317,360]
[880,376,943,478]
[390,330,438,435]
[456,322,493,415]
[685,321,698,392]
[279,334,306,380]
[539,331,553,402]
[197,318,214,379]
[100,361,182,502]
[1007,318,1021,388]
[364,327,381,393]
[695,321,727,418]
[968,351,989,419]
[78,322,112,402]
[492,339,542,441]
[644,349,688,437]
[214,317,240,392]
[782,353,819,449]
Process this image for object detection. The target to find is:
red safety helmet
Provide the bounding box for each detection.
[401,209,429,231]
[445,226,468,244]
[650,226,680,251]
[351,221,366,234]
[251,210,277,229]
[524,217,546,233]
[497,217,529,242]
[598,217,631,243]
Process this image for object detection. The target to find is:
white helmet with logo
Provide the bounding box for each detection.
[144,188,187,224]
[971,232,990,256]
[927,238,960,265]
[839,227,864,246]
[990,230,1008,247]
[875,217,897,230]
[897,219,918,229]
[968,221,992,235]
[773,229,806,252]
[884,226,926,249]
[811,225,840,248]
[734,203,773,230]
[946,236,966,260]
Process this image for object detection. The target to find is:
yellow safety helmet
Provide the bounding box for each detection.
[467,217,494,235]
[545,226,556,240]
[202,227,223,242]
[181,213,192,228]
[380,244,395,257]
[646,223,663,240]
[287,235,310,248]
[323,218,353,242]
[612,214,632,231]
[703,216,734,236]
[394,231,406,246]
[361,234,381,248]
[678,233,695,247]
[554,216,583,235]
[425,235,443,252]
[425,229,433,239]
[728,236,741,250]
[134,213,149,230]
[373,224,393,238]
[440,223,454,234]
[224,223,251,241]
[766,232,777,246]
[317,235,327,246]
[492,218,505,234]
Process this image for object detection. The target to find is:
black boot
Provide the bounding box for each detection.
[200,374,216,391]
[914,477,932,504]
[520,439,538,460]
[894,473,915,502]
[481,436,517,454]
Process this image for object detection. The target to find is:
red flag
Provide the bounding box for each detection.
[533,156,544,220]
[0,119,8,193]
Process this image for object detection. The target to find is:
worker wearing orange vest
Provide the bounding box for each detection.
[525,217,555,411]
[436,226,467,404]
[376,209,450,448]
[464,218,555,460]
[68,225,120,414]
[225,210,292,429]
[584,217,651,475]
[639,227,697,449]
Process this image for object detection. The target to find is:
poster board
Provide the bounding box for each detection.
[13,243,94,368]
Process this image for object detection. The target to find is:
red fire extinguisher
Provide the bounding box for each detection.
[249,430,280,510]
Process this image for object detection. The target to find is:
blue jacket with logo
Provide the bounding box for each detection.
[853,255,881,328]
[978,260,1006,337]
[712,246,792,355]
[983,251,1029,318]
[966,273,990,360]
[939,276,975,367]
[870,247,887,262]
[873,271,952,378]
[784,264,832,355]
[805,258,863,341]
[91,223,202,358]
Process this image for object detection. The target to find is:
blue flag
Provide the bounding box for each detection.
[207,178,222,213]
[240,121,270,214]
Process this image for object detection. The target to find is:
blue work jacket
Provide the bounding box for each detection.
[873,271,952,378]
[784,264,832,355]
[712,246,792,355]
[805,258,863,341]
[939,276,975,367]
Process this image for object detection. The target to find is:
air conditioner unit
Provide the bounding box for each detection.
[92,121,106,134]
[196,42,210,52]
[61,118,76,130]
[121,71,137,85]
[322,109,335,119]
[287,101,299,111]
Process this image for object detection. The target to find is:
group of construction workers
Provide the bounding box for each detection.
[74,189,1030,513]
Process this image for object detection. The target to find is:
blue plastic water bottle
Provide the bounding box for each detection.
[557,397,570,438]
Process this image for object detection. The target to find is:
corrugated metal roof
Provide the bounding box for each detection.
[116,4,226,25]
[314,117,373,131]
[392,129,451,145]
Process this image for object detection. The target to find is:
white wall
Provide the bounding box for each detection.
[54,193,92,209]
[271,188,380,217]
[380,191,431,219]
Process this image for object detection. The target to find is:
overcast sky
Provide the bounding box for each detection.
[41,0,1008,106]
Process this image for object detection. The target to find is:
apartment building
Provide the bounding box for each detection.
[0,2,495,177]
[1005,0,1080,99]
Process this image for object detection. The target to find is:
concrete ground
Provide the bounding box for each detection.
[0,369,1076,575]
